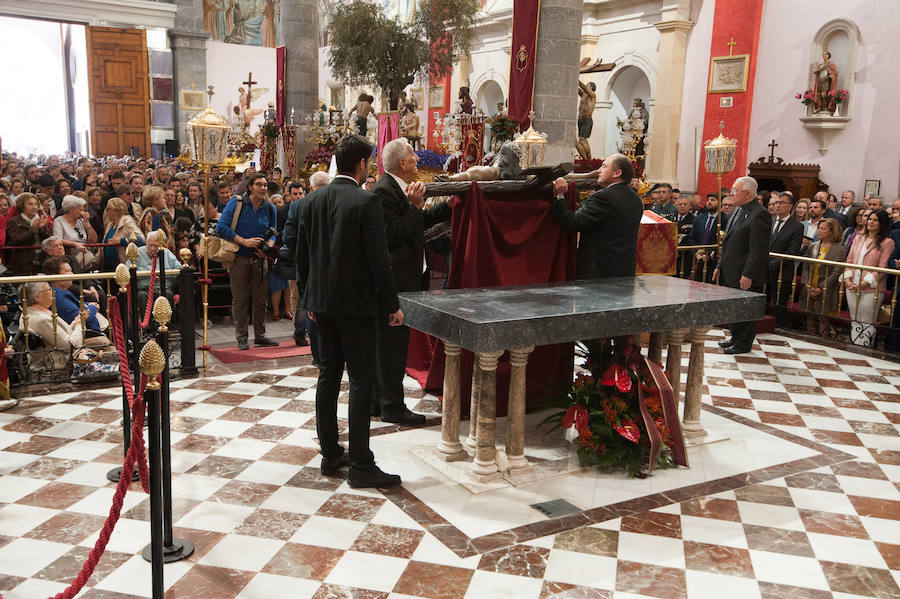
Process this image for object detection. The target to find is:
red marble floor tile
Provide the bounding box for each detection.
[757,581,832,599]
[848,421,900,437]
[260,444,319,466]
[186,455,254,479]
[885,412,900,425]
[80,589,145,598]
[796,404,843,419]
[4,434,72,455]
[615,560,686,599]
[284,467,346,492]
[0,574,26,591]
[171,434,230,454]
[797,509,869,539]
[734,484,795,506]
[259,385,305,399]
[239,424,294,442]
[171,527,226,562]
[262,543,345,580]
[552,527,619,556]
[169,416,211,434]
[73,407,125,425]
[833,357,872,367]
[23,512,106,544]
[312,584,388,599]
[241,373,287,384]
[392,561,475,599]
[316,493,386,522]
[476,544,550,578]
[280,399,317,413]
[34,546,131,586]
[679,498,742,522]
[235,508,308,541]
[82,427,125,444]
[830,398,877,411]
[742,524,814,557]
[620,511,682,538]
[123,497,201,523]
[15,482,97,510]
[208,480,280,508]
[817,378,859,389]
[830,461,888,480]
[2,416,61,434]
[187,379,235,391]
[783,384,824,395]
[819,560,900,598]
[758,411,806,427]
[866,392,900,404]
[848,495,900,520]
[712,397,755,410]
[683,540,755,578]
[785,472,844,494]
[810,429,864,447]
[203,392,255,406]
[220,407,270,423]
[706,376,747,388]
[539,580,611,598]
[748,389,792,402]
[350,523,425,559]
[164,564,254,598]
[870,449,900,466]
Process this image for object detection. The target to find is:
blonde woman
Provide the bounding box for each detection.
[102,197,144,271]
[842,210,895,347]
[799,218,846,337]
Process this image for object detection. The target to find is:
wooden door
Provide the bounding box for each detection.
[86,26,150,157]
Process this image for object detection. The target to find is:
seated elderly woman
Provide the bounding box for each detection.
[52,195,99,269]
[42,256,111,346]
[18,281,86,372]
[5,192,52,275]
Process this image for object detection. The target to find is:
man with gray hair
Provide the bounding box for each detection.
[371,138,450,426]
[713,175,771,354]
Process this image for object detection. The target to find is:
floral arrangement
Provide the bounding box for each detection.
[304,147,333,169]
[827,88,849,104]
[490,116,519,145]
[415,149,449,169]
[795,89,815,106]
[261,121,280,143]
[541,337,686,477]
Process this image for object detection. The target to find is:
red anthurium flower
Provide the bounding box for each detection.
[601,364,617,386]
[562,405,589,433]
[614,419,641,443]
[616,367,632,393]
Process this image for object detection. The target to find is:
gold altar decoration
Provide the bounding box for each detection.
[186,87,230,166]
[703,121,738,253]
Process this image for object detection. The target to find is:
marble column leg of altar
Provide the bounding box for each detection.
[505,346,534,470]
[465,361,482,452]
[665,329,688,403]
[682,327,709,439]
[648,332,664,364]
[436,342,466,460]
[472,350,504,479]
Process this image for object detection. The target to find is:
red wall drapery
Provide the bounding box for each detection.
[407,182,577,417]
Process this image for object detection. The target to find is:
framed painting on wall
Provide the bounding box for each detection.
[708,55,750,94]
[409,87,424,111]
[180,89,207,111]
[428,85,445,109]
[864,179,880,197]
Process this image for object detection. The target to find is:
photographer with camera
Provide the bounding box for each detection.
[216,172,279,350]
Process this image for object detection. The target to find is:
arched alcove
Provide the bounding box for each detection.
[476,79,504,115]
[604,65,651,158]
[809,19,861,114]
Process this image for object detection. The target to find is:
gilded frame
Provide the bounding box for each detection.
[708,54,750,94]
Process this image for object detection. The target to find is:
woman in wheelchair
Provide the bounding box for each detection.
[18,281,96,373]
[41,256,111,345]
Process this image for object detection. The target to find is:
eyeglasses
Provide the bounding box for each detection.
[252,182,268,187]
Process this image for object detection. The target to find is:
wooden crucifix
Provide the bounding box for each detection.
[579,57,616,74]
[767,138,778,161]
[243,72,258,97]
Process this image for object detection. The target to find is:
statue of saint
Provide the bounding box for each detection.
[458,87,474,115]
[812,50,838,113]
[576,81,596,160]
[263,101,277,124]
[621,98,647,155]
[348,93,374,136]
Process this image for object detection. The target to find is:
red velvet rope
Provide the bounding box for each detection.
[48,296,152,599]
[138,253,158,329]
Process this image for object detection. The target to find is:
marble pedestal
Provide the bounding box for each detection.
[400,277,764,483]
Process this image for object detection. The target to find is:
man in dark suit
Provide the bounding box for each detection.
[767,192,804,306]
[684,193,727,282]
[673,196,694,277]
[296,134,403,489]
[549,153,643,279]
[713,176,772,354]
[371,139,451,426]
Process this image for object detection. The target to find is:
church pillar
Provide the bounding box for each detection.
[645,15,693,186]
[532,0,583,165]
[279,0,320,163]
[591,101,612,156]
[169,0,208,146]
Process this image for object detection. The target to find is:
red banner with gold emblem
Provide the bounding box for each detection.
[636,211,677,275]
[276,45,285,128]
[507,0,540,130]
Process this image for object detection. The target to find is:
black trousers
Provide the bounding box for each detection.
[315,314,376,469]
[728,284,764,350]
[373,309,410,416]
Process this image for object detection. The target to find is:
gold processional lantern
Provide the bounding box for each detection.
[186,86,229,371]
[702,121,738,251]
[513,111,548,169]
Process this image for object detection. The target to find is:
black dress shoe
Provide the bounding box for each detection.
[717,338,734,348]
[293,333,309,347]
[348,465,401,488]
[723,346,750,355]
[254,337,280,347]
[381,407,427,427]
[237,338,249,350]
[320,453,349,476]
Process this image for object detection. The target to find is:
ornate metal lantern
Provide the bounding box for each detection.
[703,121,737,175]
[186,86,229,166]
[513,113,548,169]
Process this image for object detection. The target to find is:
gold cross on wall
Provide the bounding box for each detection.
[727,37,737,56]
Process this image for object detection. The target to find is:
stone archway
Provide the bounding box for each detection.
[476,79,504,115]
[602,65,652,160]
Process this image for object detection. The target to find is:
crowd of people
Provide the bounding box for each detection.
[644,180,900,350]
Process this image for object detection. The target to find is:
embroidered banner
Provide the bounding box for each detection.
[376,112,401,175]
[275,45,286,128]
[507,0,540,130]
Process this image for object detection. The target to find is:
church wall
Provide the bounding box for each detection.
[747,0,899,200]
[206,40,276,134]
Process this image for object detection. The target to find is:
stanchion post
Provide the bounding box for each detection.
[178,248,197,375]
[107,264,140,483]
[139,341,165,599]
[142,297,195,563]
[126,240,141,399]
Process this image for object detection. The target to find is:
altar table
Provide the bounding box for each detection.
[399,276,765,481]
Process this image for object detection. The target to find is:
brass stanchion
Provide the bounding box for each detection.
[107,264,140,483]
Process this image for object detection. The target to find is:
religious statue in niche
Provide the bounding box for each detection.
[812,50,838,113]
[620,98,647,158]
[576,81,596,160]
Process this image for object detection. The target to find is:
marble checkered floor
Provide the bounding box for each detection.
[0,329,898,599]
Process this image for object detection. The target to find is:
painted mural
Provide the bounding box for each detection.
[203,0,279,47]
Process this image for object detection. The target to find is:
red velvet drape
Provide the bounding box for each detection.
[408,182,577,417]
